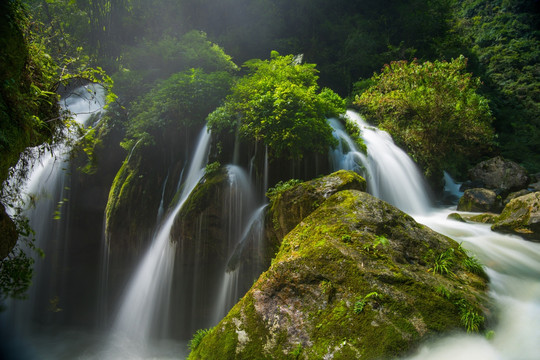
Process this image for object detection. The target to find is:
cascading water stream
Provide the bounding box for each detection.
[107,126,211,356]
[330,110,432,214]
[212,204,267,324]
[332,110,540,360]
[2,84,106,329]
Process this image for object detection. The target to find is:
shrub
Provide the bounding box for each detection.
[207,52,346,160]
[354,56,495,182]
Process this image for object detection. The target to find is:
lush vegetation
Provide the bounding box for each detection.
[208,52,345,160]
[453,0,540,172]
[0,0,113,305]
[2,0,538,310]
[354,57,495,184]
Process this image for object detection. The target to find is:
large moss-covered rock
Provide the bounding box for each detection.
[267,170,366,246]
[457,188,502,213]
[105,142,165,252]
[468,156,529,196]
[189,189,489,360]
[492,192,540,241]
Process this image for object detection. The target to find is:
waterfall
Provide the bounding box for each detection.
[109,126,211,353]
[2,84,106,331]
[212,204,267,324]
[330,110,432,214]
[332,110,540,360]
[408,210,540,360]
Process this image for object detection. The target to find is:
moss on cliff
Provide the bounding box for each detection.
[189,183,489,359]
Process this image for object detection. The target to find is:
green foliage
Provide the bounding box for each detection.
[266,178,303,199]
[126,68,233,143]
[435,285,451,300]
[343,117,367,154]
[454,0,540,172]
[457,242,486,276]
[362,235,389,255]
[430,248,455,276]
[207,52,345,160]
[457,300,485,333]
[113,31,238,103]
[354,56,495,183]
[291,343,303,358]
[189,328,212,351]
[205,161,221,177]
[354,291,379,314]
[0,249,34,305]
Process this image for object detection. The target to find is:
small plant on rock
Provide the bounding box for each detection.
[189,328,212,351]
[430,248,455,276]
[354,291,379,314]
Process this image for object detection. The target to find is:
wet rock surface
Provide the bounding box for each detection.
[189,174,489,360]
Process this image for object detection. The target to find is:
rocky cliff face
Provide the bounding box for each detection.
[189,172,490,360]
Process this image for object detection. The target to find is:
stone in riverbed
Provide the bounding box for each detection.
[189,181,489,360]
[492,191,540,241]
[468,156,529,196]
[457,188,502,213]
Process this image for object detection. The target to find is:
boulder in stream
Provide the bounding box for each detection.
[492,191,540,241]
[457,188,502,213]
[468,156,529,195]
[189,178,490,359]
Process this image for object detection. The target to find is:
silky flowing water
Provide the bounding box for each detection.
[1,107,538,359]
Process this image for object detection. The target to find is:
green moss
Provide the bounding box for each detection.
[192,177,489,359]
[177,167,227,218]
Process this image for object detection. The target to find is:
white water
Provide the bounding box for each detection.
[107,126,211,357]
[408,209,540,360]
[331,111,540,360]
[212,204,267,323]
[3,84,106,329]
[330,111,432,214]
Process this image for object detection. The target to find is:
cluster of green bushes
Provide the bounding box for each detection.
[208,52,345,160]
[354,56,495,184]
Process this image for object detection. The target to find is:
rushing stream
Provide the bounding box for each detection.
[1,104,538,359]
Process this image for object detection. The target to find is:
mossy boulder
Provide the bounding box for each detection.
[189,189,489,360]
[457,188,502,213]
[463,213,499,224]
[491,192,540,241]
[447,213,466,222]
[504,189,532,205]
[266,170,367,247]
[171,166,231,263]
[105,140,177,253]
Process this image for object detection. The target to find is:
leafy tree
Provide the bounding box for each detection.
[113,31,238,104]
[208,52,345,160]
[452,0,540,172]
[125,68,234,146]
[354,56,495,185]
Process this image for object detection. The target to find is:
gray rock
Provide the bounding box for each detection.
[457,188,502,213]
[468,156,529,196]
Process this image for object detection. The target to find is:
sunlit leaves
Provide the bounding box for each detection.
[355,56,495,182]
[208,53,345,160]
